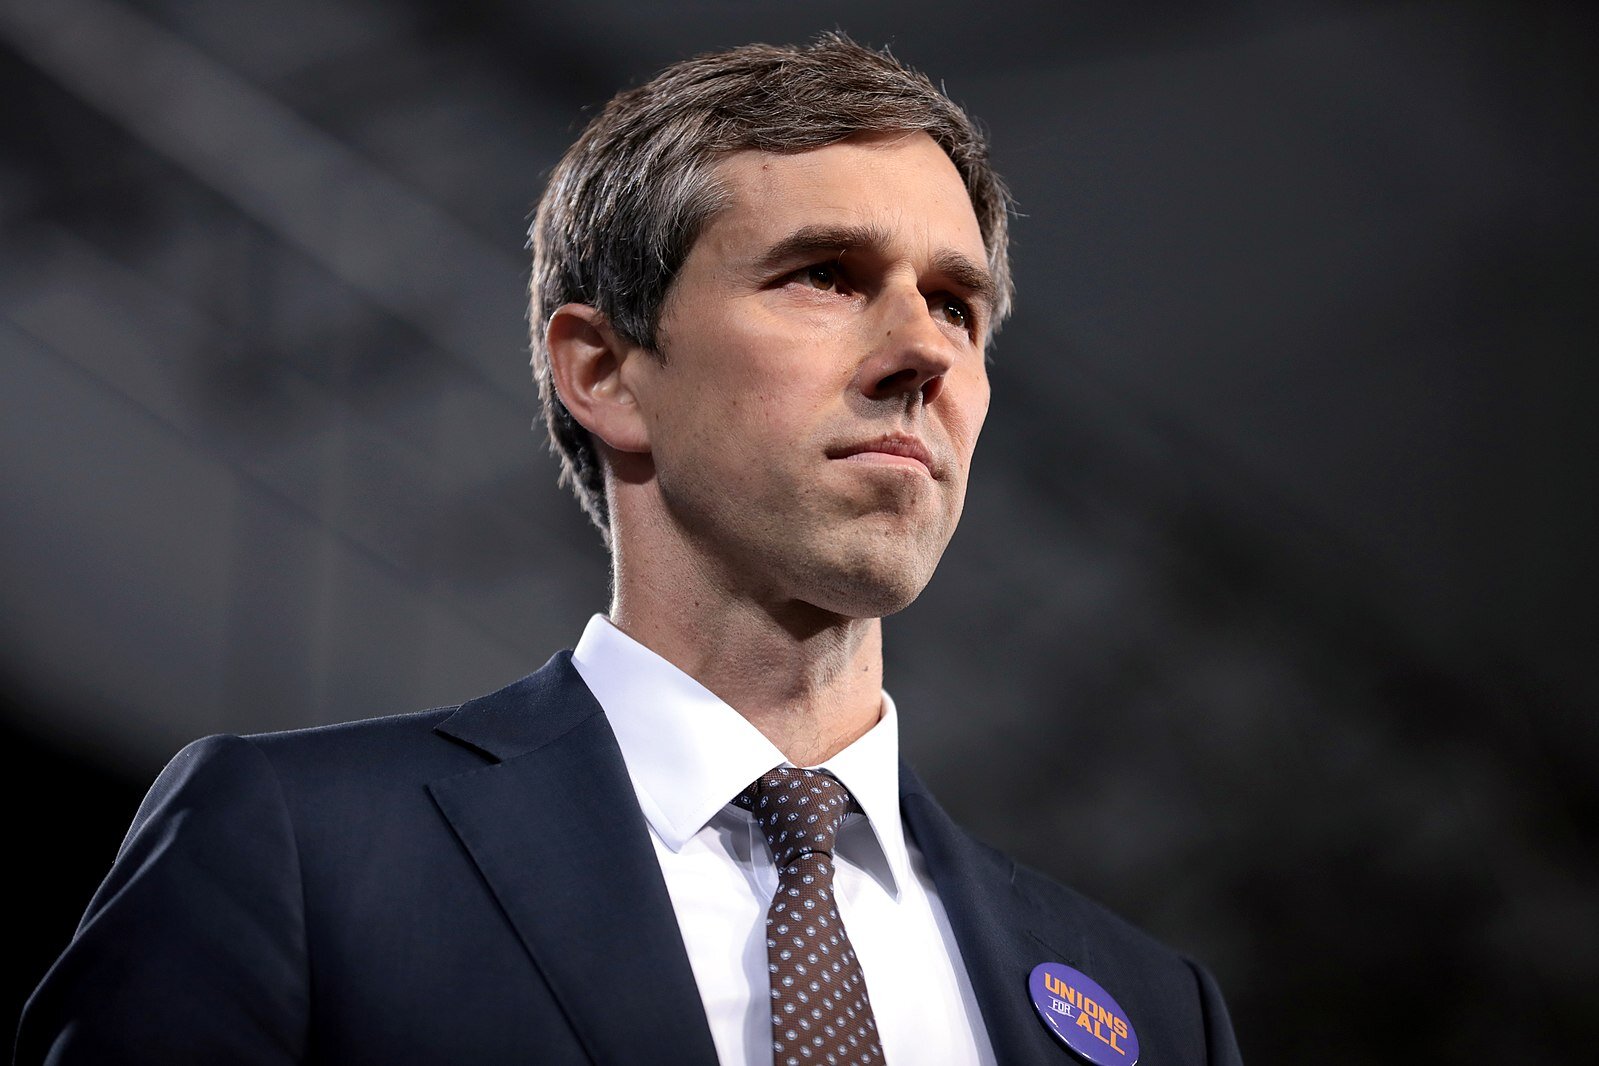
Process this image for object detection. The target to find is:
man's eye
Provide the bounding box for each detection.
[934,295,971,330]
[800,263,841,291]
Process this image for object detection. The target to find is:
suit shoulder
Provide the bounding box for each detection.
[1011,857,1187,959]
[242,705,460,755]
[231,705,493,795]
[130,709,465,826]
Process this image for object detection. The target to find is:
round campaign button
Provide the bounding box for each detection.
[1028,962,1140,1066]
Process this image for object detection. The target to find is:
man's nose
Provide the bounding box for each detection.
[855,287,957,405]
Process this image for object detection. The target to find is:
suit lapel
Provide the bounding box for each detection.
[901,763,1087,1063]
[427,654,719,1066]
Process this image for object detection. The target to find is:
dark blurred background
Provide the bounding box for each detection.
[3,0,1595,1061]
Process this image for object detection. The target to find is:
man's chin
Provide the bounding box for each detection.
[797,542,945,621]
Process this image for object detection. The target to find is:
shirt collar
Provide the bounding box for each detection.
[820,687,910,900]
[570,614,910,899]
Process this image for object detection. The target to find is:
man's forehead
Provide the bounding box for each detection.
[699,132,986,263]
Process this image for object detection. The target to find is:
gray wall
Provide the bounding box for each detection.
[4,1,1595,1060]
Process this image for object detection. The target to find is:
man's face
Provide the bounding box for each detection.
[630,131,993,619]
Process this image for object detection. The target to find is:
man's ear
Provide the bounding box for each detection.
[545,303,652,454]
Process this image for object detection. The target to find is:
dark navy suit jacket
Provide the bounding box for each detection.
[17,653,1242,1064]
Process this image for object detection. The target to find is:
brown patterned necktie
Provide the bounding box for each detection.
[734,767,884,1065]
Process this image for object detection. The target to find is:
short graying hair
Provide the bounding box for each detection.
[529,32,1013,541]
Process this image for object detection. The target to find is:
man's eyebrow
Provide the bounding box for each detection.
[931,249,998,314]
[754,223,997,311]
[753,223,893,273]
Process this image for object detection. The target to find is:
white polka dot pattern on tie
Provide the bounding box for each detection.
[735,767,883,1065]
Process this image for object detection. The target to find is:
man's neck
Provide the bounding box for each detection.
[609,578,885,767]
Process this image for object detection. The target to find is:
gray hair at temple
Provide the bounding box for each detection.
[528,32,1014,541]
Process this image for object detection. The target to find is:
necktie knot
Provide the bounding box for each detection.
[733,767,860,869]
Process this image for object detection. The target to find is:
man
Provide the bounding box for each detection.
[17,35,1242,1065]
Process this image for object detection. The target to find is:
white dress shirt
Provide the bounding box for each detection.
[571,615,996,1066]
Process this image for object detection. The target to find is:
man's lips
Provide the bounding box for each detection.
[827,433,938,476]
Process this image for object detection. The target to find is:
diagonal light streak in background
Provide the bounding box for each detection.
[0,0,532,403]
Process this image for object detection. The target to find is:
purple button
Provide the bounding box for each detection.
[1028,962,1140,1066]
